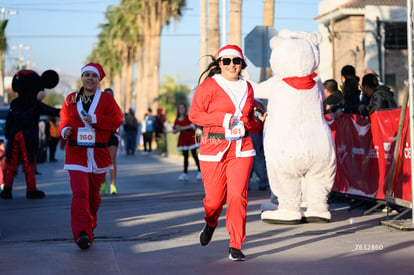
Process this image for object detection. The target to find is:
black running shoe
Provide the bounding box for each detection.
[26,190,45,199]
[0,187,12,199]
[77,231,90,250]
[199,223,216,246]
[228,247,246,261]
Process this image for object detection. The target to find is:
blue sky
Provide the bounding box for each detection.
[2,0,321,88]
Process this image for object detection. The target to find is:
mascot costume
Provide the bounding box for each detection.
[0,69,60,199]
[252,30,336,224]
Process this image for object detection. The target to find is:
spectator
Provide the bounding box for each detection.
[323,79,343,114]
[172,103,201,181]
[124,108,138,155]
[47,116,60,162]
[341,77,361,114]
[360,73,398,116]
[340,65,359,84]
[359,69,381,112]
[155,107,167,156]
[248,99,269,191]
[142,108,155,154]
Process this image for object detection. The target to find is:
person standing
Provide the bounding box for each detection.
[322,79,343,114]
[189,45,259,261]
[47,116,60,162]
[172,103,201,181]
[124,108,138,155]
[142,108,155,154]
[155,107,167,156]
[60,63,123,250]
[100,88,120,195]
[248,99,269,191]
[360,73,398,116]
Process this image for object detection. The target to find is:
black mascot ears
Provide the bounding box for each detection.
[11,69,59,93]
[41,70,59,89]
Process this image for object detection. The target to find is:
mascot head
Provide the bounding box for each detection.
[269,29,322,78]
[11,69,59,102]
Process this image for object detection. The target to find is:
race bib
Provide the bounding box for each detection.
[225,120,245,140]
[77,127,96,147]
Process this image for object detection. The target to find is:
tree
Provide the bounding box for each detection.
[261,0,274,81]
[134,0,186,121]
[44,91,64,108]
[199,0,208,75]
[208,0,220,57]
[229,0,242,46]
[0,20,8,105]
[87,0,186,119]
[158,75,190,123]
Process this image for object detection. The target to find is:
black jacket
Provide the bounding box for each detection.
[361,85,398,116]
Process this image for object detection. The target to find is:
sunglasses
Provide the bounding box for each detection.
[220,57,242,65]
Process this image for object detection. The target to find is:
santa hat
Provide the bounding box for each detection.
[81,62,106,81]
[217,45,244,60]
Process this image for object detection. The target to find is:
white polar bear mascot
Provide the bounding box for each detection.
[252,30,336,224]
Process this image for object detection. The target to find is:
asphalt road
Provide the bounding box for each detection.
[1,148,414,275]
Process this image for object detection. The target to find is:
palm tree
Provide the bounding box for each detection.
[208,0,220,57]
[229,0,242,46]
[199,0,208,75]
[87,0,186,119]
[134,0,186,121]
[0,20,8,105]
[261,0,274,81]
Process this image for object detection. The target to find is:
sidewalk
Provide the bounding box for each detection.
[0,148,414,275]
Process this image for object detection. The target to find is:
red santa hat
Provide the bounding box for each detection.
[81,62,106,81]
[217,45,244,60]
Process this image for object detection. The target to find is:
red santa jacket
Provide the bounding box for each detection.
[60,89,123,173]
[189,75,256,161]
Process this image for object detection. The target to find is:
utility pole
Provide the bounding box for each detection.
[1,8,18,20]
[12,44,31,70]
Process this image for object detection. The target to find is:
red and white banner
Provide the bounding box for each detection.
[327,108,411,202]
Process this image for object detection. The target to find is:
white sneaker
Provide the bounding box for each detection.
[196,172,202,180]
[178,173,189,181]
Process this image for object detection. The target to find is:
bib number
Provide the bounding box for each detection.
[225,120,245,140]
[77,127,96,147]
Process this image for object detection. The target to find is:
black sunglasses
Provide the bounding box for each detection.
[220,57,242,65]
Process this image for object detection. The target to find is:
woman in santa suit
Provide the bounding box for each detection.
[60,63,123,250]
[189,45,262,261]
[172,103,201,181]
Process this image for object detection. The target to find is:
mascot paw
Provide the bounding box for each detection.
[0,187,12,199]
[26,190,45,199]
[261,209,302,225]
[260,200,278,212]
[303,210,331,223]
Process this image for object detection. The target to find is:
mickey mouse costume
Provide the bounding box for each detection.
[0,69,60,199]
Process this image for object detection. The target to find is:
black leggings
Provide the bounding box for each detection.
[182,149,200,173]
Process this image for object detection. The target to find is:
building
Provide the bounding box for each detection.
[315,0,407,105]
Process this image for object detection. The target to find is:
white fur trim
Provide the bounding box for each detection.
[81,65,100,79]
[218,49,242,59]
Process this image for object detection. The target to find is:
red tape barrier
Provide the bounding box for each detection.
[326,108,411,202]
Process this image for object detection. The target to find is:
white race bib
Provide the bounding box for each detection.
[77,127,96,147]
[225,120,245,140]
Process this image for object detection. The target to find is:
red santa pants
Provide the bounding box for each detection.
[200,144,253,250]
[69,170,105,243]
[4,131,37,191]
